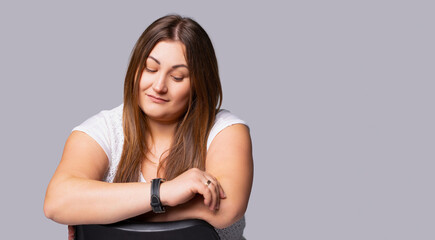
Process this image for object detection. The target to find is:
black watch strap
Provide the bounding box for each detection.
[150,178,166,213]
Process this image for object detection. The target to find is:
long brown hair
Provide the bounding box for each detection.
[114,15,222,183]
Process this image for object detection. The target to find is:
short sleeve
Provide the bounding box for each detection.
[72,110,112,161]
[207,109,248,150]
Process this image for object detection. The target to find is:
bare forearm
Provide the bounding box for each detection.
[44,177,152,225]
[136,195,243,229]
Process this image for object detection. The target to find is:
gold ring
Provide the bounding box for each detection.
[205,180,212,186]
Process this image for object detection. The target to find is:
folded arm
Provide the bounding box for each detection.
[141,124,254,229]
[44,131,154,225]
[44,131,223,225]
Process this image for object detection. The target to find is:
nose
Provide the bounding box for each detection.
[152,72,168,93]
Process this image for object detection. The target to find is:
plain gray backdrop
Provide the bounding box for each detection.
[1,0,434,239]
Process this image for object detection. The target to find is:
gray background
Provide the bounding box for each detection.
[1,0,434,239]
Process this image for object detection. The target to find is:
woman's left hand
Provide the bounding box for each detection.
[160,168,226,211]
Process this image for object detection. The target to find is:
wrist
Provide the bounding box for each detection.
[159,181,170,206]
[150,178,166,213]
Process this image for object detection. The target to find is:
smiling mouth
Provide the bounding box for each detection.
[147,94,169,102]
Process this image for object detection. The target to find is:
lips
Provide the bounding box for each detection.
[147,94,169,103]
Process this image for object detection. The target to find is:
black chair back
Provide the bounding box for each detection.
[75,219,220,240]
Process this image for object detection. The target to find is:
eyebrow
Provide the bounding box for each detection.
[148,55,188,70]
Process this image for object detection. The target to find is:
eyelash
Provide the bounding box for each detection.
[172,76,184,81]
[145,68,157,73]
[146,68,184,81]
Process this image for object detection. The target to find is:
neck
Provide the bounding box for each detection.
[146,118,178,150]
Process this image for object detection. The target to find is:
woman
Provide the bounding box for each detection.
[44,15,253,240]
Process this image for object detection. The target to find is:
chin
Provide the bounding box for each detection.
[142,109,181,123]
[140,104,188,123]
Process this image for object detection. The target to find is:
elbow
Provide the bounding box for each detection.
[44,194,63,222]
[44,206,54,221]
[44,177,75,224]
[209,206,246,229]
[43,197,56,221]
[44,198,71,224]
[43,192,68,224]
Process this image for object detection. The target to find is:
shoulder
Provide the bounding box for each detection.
[72,104,123,134]
[96,104,124,123]
[72,104,123,160]
[215,109,247,125]
[207,109,249,150]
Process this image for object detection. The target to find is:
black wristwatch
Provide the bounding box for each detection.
[150,178,166,213]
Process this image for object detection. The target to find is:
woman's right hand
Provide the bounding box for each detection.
[160,168,226,211]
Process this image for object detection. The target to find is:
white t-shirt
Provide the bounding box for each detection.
[72,104,248,240]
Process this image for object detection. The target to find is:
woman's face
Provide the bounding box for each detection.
[138,40,191,123]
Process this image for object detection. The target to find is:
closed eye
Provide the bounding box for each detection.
[172,76,184,81]
[145,68,157,73]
